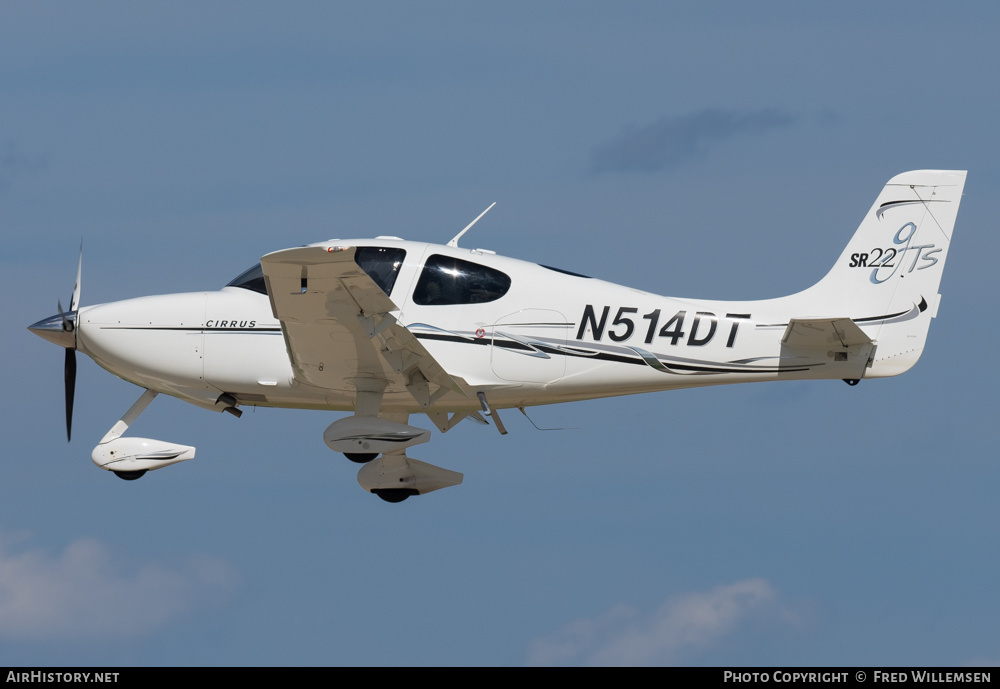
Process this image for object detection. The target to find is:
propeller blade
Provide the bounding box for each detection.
[64,348,76,442]
[57,299,72,333]
[70,244,82,314]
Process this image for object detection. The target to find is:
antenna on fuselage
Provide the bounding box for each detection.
[447,202,496,248]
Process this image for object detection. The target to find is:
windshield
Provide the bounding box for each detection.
[227,263,267,294]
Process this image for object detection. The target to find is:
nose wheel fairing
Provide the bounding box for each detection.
[89,390,196,478]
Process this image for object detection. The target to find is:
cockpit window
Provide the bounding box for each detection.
[226,247,406,297]
[355,247,406,296]
[227,263,267,295]
[413,254,511,306]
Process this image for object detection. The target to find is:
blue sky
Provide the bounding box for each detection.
[3,2,999,666]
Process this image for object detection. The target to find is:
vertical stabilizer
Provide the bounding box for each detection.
[802,170,965,377]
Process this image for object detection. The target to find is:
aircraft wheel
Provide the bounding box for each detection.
[113,470,147,481]
[373,489,418,503]
[843,379,860,386]
[344,452,378,464]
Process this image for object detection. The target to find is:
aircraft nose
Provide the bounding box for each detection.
[28,313,75,348]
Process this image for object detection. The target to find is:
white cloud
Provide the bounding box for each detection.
[528,578,787,666]
[0,531,238,640]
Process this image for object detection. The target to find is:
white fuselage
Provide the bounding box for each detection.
[75,238,878,416]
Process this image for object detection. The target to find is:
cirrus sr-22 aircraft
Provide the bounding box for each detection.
[29,170,965,502]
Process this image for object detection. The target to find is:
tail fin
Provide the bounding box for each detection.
[804,170,966,378]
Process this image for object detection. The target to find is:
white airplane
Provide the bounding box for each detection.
[29,170,965,502]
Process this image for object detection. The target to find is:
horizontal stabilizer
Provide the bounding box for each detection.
[781,318,872,349]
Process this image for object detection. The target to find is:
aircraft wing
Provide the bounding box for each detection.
[781,318,873,349]
[259,246,468,408]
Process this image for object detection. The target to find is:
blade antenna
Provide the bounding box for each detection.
[447,202,496,248]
